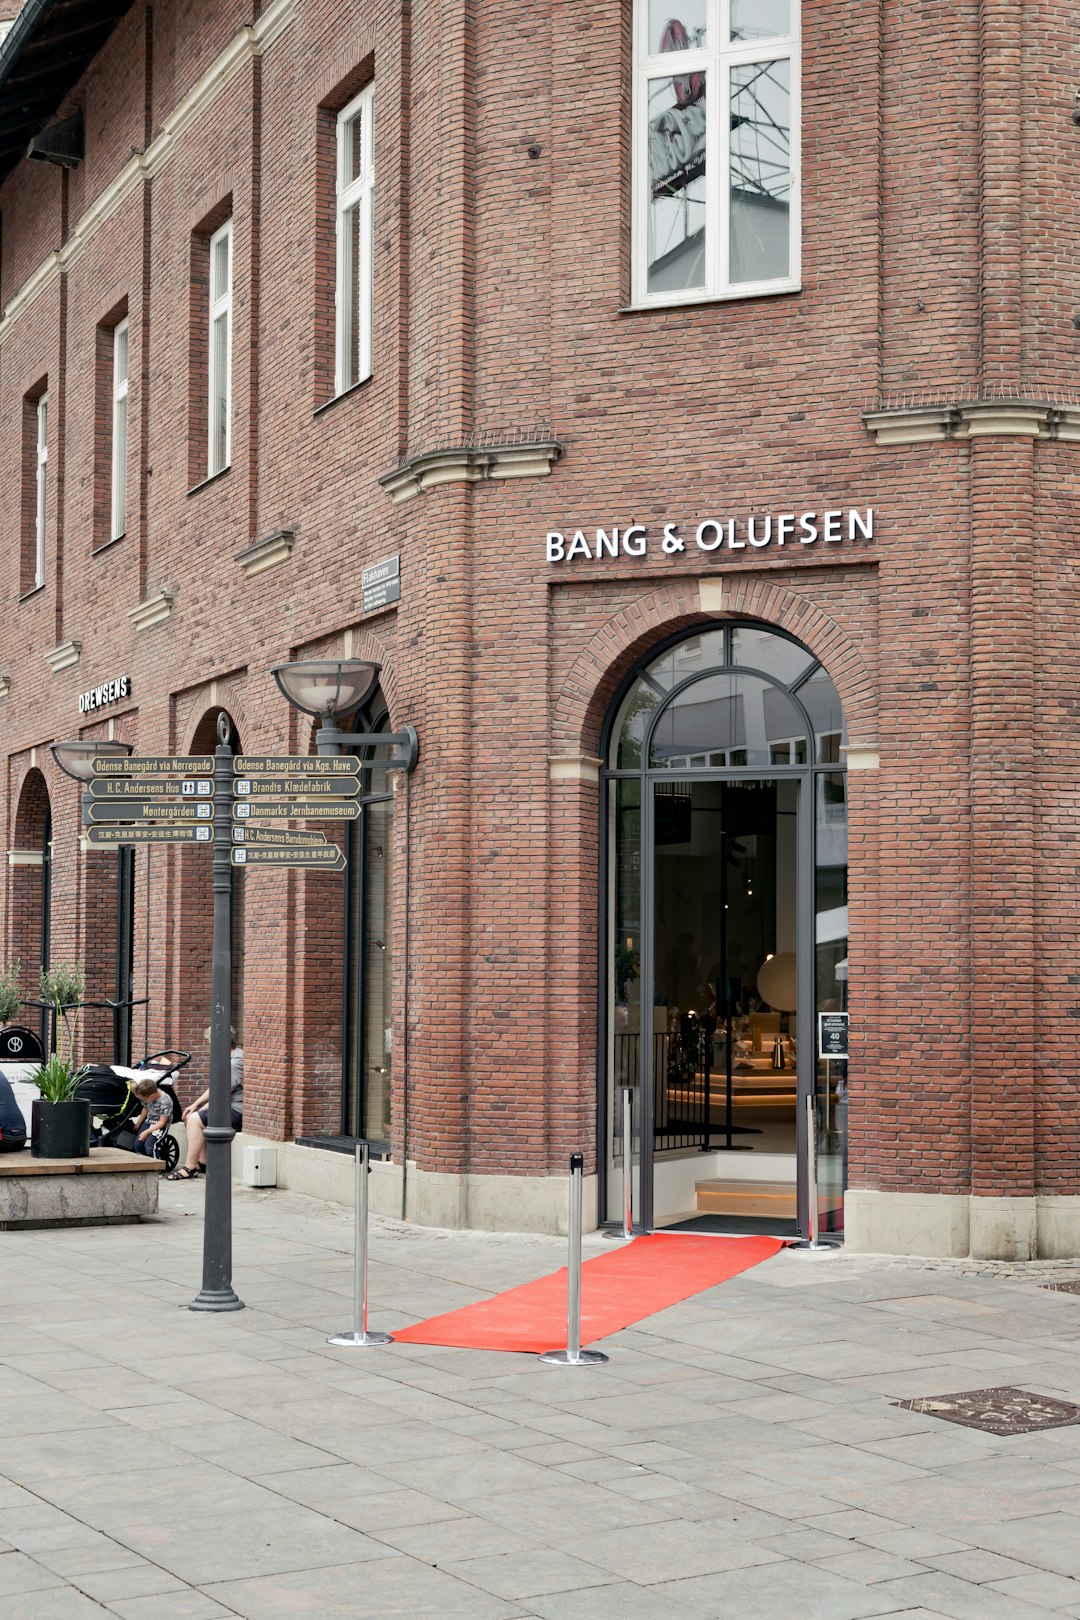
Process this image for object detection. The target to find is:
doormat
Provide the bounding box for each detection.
[392,1232,783,1353]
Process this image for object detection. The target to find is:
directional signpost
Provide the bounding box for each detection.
[231,845,347,871]
[233,800,363,821]
[85,824,214,846]
[231,826,328,847]
[78,722,416,1317]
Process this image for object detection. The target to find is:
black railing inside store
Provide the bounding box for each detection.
[613,1027,713,1156]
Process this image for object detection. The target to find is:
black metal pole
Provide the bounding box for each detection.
[190,712,244,1312]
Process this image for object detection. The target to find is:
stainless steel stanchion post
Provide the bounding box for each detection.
[604,1086,634,1241]
[327,1142,393,1347]
[790,1091,826,1251]
[540,1154,609,1367]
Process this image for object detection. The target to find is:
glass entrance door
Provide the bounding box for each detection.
[644,776,802,1233]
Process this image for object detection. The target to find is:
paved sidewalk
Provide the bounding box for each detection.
[3,1187,1080,1619]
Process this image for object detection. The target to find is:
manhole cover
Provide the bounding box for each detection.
[1042,1281,1080,1295]
[894,1387,1080,1436]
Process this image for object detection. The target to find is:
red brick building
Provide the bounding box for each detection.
[1,0,1078,1257]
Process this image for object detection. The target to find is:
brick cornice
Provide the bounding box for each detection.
[864,395,1080,446]
[379,437,561,503]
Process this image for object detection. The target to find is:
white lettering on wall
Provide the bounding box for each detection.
[543,510,875,563]
[78,674,131,714]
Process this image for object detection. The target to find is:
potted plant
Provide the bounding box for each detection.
[0,960,21,1027]
[31,962,91,1159]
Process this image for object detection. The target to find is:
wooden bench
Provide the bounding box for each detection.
[0,1146,162,1229]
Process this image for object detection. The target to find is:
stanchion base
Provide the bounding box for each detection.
[326,1330,394,1347]
[538,1348,609,1366]
[188,1289,245,1313]
[787,1237,841,1252]
[602,1228,633,1242]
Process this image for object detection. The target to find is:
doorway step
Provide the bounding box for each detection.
[694,1151,797,1222]
[695,1178,796,1221]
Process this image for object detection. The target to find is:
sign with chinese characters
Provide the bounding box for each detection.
[79,675,131,714]
[545,508,875,563]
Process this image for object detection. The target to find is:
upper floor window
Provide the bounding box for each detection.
[110,318,129,539]
[33,392,48,590]
[208,220,232,474]
[633,1,800,307]
[335,84,374,393]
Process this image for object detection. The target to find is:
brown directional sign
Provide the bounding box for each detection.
[231,800,362,822]
[231,826,329,847]
[90,777,215,799]
[86,824,215,846]
[232,777,359,798]
[234,755,361,777]
[84,801,216,824]
[230,845,347,871]
[92,755,215,776]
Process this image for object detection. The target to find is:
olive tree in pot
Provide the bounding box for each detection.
[0,960,21,1028]
[31,963,91,1159]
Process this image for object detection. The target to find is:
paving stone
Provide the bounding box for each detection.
[3,1591,113,1618]
[202,1555,527,1617]
[653,1559,909,1618]
[985,1570,1080,1609]
[0,1551,66,1597]
[440,1547,617,1599]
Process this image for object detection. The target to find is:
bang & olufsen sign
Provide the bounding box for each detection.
[545,507,874,563]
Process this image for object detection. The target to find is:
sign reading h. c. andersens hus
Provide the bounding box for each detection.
[545,507,874,563]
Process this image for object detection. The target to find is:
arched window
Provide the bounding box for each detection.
[603,621,847,1238]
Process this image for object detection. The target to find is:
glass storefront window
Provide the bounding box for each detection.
[608,779,641,1215]
[815,771,848,1235]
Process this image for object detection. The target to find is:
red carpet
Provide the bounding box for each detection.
[393,1233,783,1353]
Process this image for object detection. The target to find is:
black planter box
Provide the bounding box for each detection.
[32,1100,92,1159]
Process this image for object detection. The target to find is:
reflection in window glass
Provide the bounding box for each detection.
[797,668,845,756]
[731,0,790,40]
[612,680,660,769]
[644,629,726,692]
[648,72,707,295]
[649,672,808,768]
[649,0,707,53]
[730,59,790,284]
[731,625,815,685]
[608,778,641,1220]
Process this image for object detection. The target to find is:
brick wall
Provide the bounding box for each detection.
[1,0,1077,1204]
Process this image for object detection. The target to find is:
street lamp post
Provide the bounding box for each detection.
[190,710,244,1311]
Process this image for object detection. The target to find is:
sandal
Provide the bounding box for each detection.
[165,1166,200,1181]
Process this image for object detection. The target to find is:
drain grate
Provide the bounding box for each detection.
[894,1386,1080,1436]
[1042,1281,1080,1295]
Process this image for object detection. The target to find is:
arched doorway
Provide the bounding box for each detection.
[10,771,52,1051]
[602,621,848,1238]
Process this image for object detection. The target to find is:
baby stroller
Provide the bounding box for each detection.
[74,1050,190,1172]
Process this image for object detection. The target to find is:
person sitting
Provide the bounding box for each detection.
[166,1033,243,1182]
[130,1077,174,1156]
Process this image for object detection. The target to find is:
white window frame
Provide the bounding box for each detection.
[335,84,375,394]
[33,392,48,589]
[631,0,801,309]
[110,318,129,540]
[208,219,232,475]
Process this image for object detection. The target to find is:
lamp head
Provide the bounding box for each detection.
[271,658,380,719]
[50,738,133,782]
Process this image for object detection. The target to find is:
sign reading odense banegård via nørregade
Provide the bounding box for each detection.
[92,755,215,776]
